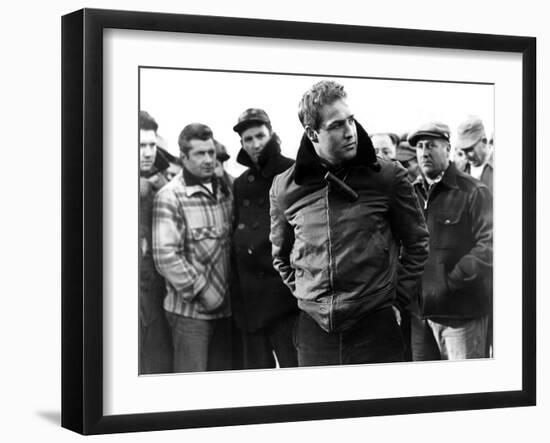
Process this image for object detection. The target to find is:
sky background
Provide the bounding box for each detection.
[140,67,494,178]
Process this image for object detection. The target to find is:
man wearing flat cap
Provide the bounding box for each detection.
[456,116,493,194]
[408,121,493,360]
[231,108,298,369]
[396,137,420,182]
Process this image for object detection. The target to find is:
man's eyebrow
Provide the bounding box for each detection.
[328,114,354,125]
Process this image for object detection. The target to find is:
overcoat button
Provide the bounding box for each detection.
[238,223,245,230]
[243,199,250,207]
[247,175,255,183]
[247,248,253,255]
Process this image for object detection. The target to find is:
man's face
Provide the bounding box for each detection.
[371,134,396,160]
[240,124,271,166]
[453,148,468,172]
[139,129,157,172]
[416,137,450,179]
[310,99,357,166]
[401,158,420,182]
[461,138,488,167]
[182,138,216,180]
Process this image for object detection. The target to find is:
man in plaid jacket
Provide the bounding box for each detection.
[153,123,233,373]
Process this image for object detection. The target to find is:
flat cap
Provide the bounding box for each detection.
[408,121,451,147]
[233,108,271,134]
[456,116,486,150]
[395,141,416,162]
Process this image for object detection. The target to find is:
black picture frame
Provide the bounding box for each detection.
[61,8,536,435]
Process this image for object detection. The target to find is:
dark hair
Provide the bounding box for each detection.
[139,110,158,132]
[298,80,347,130]
[178,123,214,155]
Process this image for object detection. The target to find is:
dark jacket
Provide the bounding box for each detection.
[139,181,167,326]
[232,135,298,332]
[465,162,493,195]
[412,162,493,319]
[269,121,429,333]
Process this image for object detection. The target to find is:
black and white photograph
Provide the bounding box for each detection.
[138,67,494,374]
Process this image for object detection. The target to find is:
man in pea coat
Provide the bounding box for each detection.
[231,108,299,369]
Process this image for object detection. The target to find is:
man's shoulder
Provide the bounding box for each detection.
[272,163,296,189]
[454,167,489,194]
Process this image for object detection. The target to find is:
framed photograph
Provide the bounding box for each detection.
[61,8,536,435]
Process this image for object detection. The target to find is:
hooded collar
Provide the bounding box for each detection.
[294,120,379,186]
[236,133,284,179]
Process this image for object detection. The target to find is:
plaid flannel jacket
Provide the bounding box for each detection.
[153,171,233,320]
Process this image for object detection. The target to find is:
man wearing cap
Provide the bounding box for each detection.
[408,121,493,360]
[270,80,429,366]
[153,123,234,372]
[138,110,173,374]
[231,108,298,369]
[396,137,420,182]
[456,116,493,194]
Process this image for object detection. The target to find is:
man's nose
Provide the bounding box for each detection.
[343,120,354,137]
[144,145,154,157]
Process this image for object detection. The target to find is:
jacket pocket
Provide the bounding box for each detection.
[191,225,225,265]
[433,212,462,249]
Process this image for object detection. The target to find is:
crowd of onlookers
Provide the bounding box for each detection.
[139,79,493,374]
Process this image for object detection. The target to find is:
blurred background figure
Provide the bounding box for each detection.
[396,135,420,182]
[452,147,469,172]
[456,116,493,194]
[370,132,397,160]
[214,139,234,187]
[488,131,494,167]
[138,110,173,374]
[156,134,182,183]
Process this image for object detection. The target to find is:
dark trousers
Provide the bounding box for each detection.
[166,312,233,373]
[294,307,405,367]
[239,312,299,369]
[139,314,173,374]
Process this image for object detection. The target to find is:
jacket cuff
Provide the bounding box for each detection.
[193,273,208,298]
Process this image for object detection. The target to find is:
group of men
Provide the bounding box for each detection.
[139,80,493,374]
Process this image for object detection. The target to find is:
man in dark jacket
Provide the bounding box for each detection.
[139,110,173,374]
[408,121,493,360]
[232,108,299,369]
[269,80,429,367]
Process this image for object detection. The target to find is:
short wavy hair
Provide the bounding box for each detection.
[139,110,158,132]
[178,123,214,155]
[298,80,348,130]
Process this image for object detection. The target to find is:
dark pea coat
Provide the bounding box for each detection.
[231,135,298,332]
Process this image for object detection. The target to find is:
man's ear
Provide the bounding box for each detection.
[305,126,319,143]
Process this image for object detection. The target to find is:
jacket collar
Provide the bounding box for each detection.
[236,133,284,179]
[415,162,459,190]
[181,167,230,198]
[293,120,379,186]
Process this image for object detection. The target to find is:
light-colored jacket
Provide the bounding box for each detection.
[153,169,233,320]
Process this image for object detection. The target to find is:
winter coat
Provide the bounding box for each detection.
[269,121,429,333]
[232,135,298,332]
[412,162,493,319]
